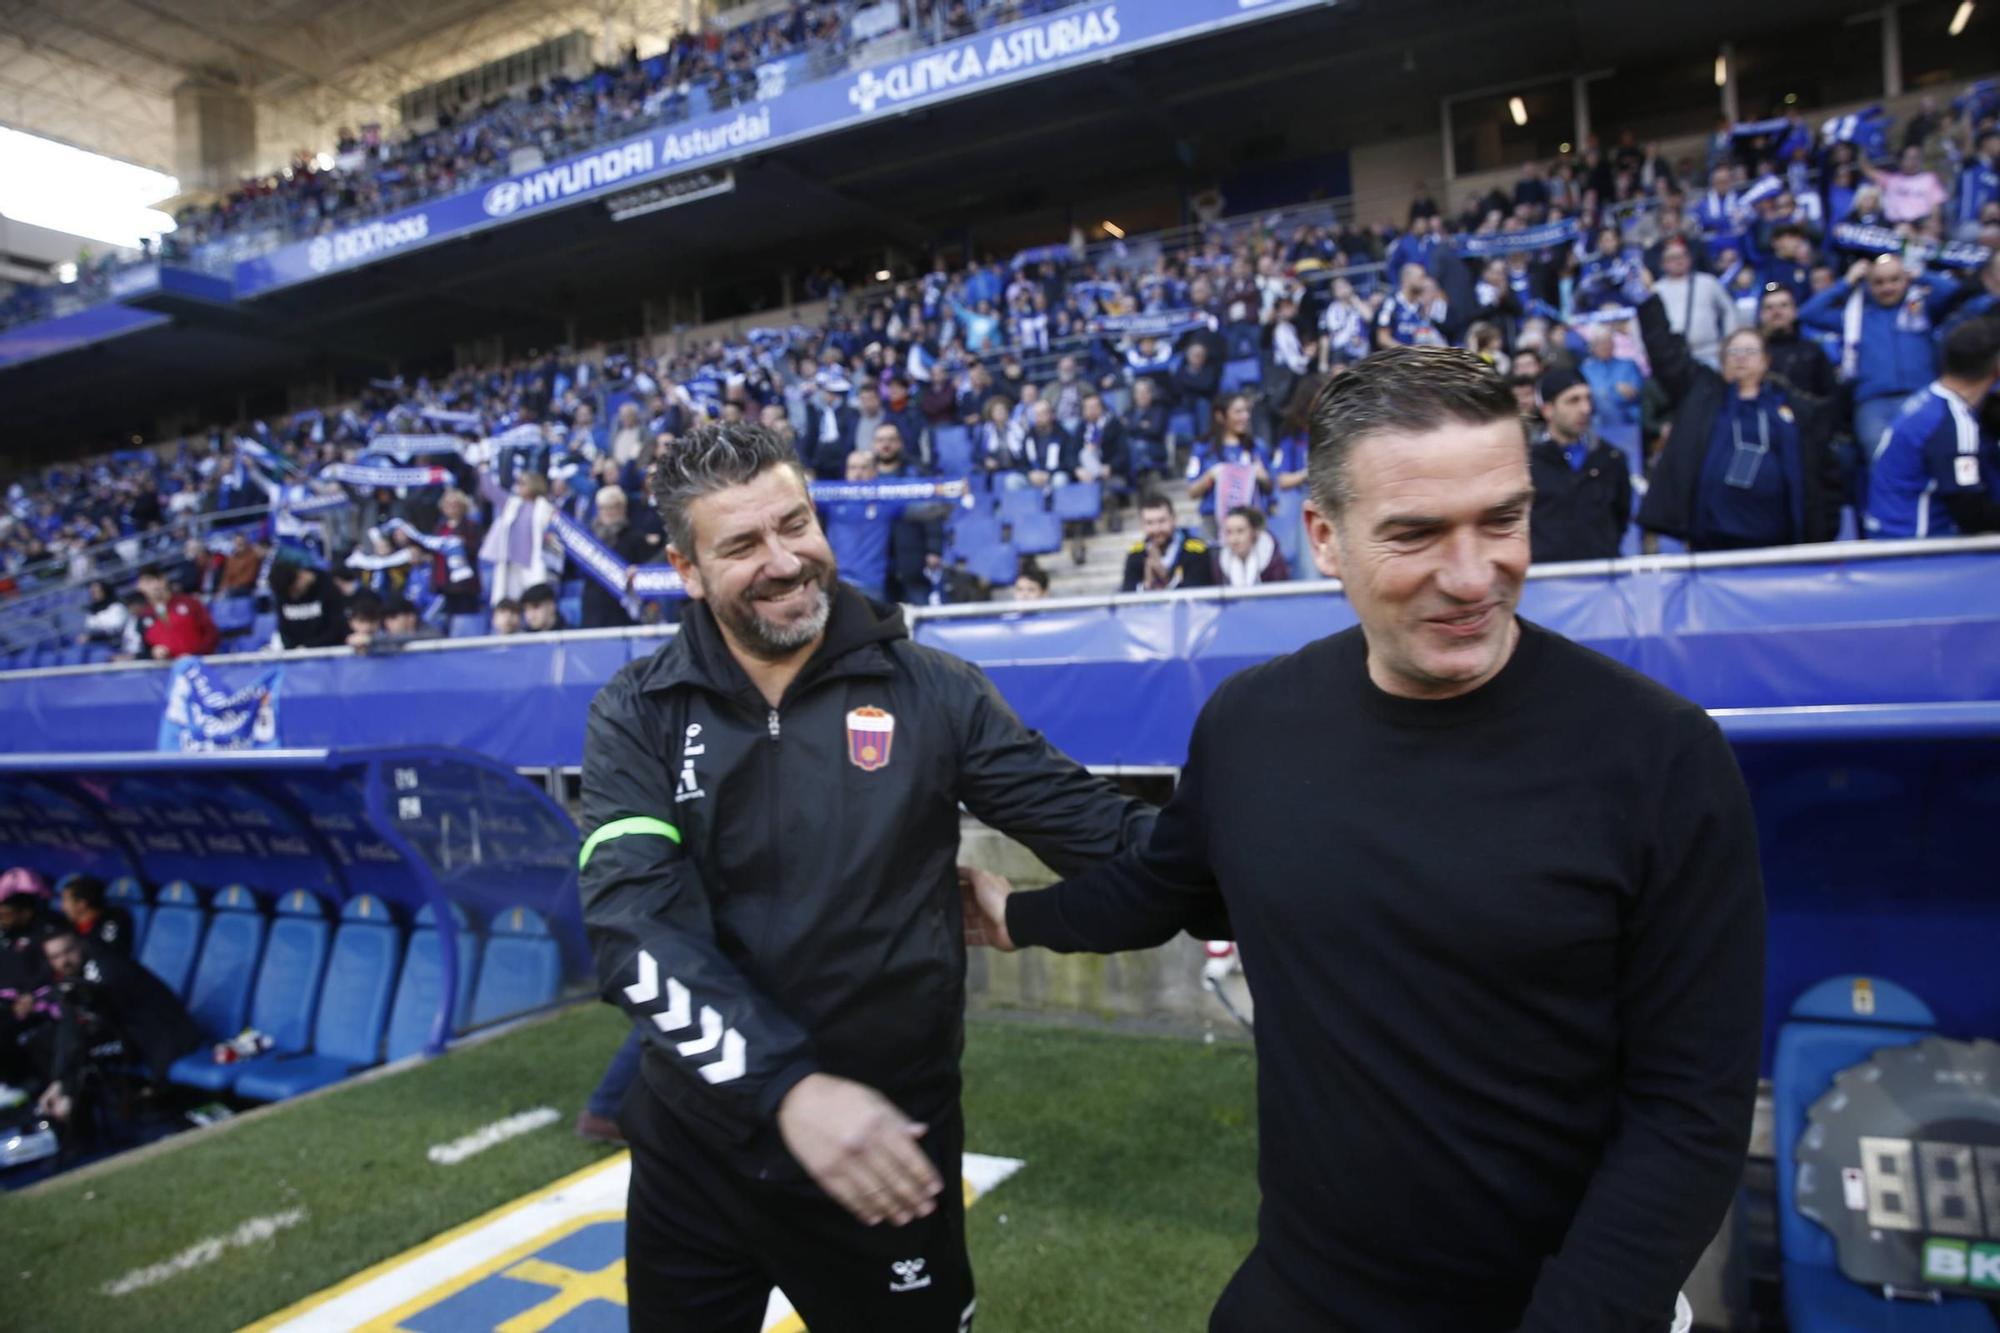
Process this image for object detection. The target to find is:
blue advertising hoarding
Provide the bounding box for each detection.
[234,0,1332,294]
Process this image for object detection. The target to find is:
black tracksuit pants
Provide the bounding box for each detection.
[620,1086,975,1332]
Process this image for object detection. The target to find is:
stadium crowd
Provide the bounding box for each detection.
[4,77,1999,666]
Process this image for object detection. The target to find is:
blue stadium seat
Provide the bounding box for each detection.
[1271,486,1308,572]
[1166,410,1197,445]
[179,885,266,1042]
[947,514,1002,561]
[448,612,491,638]
[106,876,150,949]
[1010,511,1063,556]
[136,880,206,998]
[384,902,482,1062]
[57,644,85,667]
[210,597,256,633]
[250,612,278,646]
[1219,357,1263,394]
[933,425,974,477]
[997,486,1048,523]
[559,593,583,628]
[84,643,117,665]
[170,890,331,1092]
[1053,481,1103,523]
[1771,976,1996,1332]
[468,905,562,1026]
[964,542,1019,587]
[235,894,404,1101]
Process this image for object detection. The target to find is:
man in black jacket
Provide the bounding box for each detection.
[1757,285,1836,402]
[29,928,201,1139]
[1528,367,1633,563]
[967,348,1763,1333]
[579,421,1153,1331]
[272,560,351,650]
[578,486,657,630]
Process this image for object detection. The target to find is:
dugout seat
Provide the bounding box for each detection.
[468,905,562,1026]
[169,890,331,1092]
[236,894,403,1101]
[1771,976,1997,1332]
[384,902,482,1062]
[136,880,206,998]
[179,885,266,1044]
[106,876,150,950]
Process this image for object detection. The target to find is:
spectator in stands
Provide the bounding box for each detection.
[1021,400,1074,489]
[1528,367,1632,564]
[420,489,482,615]
[490,597,524,636]
[375,596,441,647]
[1215,506,1289,587]
[131,564,219,661]
[1121,494,1214,592]
[57,877,133,958]
[1122,377,1170,486]
[1012,562,1050,601]
[1187,394,1273,533]
[521,583,567,633]
[169,536,220,597]
[1801,255,1962,459]
[1074,391,1128,489]
[77,580,129,649]
[1578,325,1642,438]
[479,471,563,603]
[344,591,385,650]
[1320,276,1373,368]
[804,371,859,480]
[1952,128,2000,241]
[1635,268,1844,551]
[579,487,652,630]
[1652,237,1740,370]
[272,559,351,650]
[1864,318,2000,539]
[1171,340,1221,434]
[920,363,959,427]
[1943,250,2000,336]
[610,404,649,468]
[1758,285,1836,401]
[1376,264,1447,349]
[850,382,887,460]
[1861,145,1950,227]
[216,533,264,596]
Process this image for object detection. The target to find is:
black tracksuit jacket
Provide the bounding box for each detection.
[579,583,1153,1184]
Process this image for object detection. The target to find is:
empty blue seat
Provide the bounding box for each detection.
[137,881,206,998]
[1010,511,1063,556]
[57,644,86,667]
[933,425,974,477]
[170,890,331,1092]
[180,885,266,1042]
[1271,486,1308,573]
[449,612,491,638]
[84,642,118,665]
[249,612,278,646]
[1219,357,1263,394]
[559,593,583,628]
[964,542,1019,587]
[106,876,151,949]
[1166,409,1197,444]
[384,903,482,1063]
[996,486,1048,523]
[1772,976,1997,1332]
[1053,481,1103,522]
[236,894,404,1101]
[468,906,563,1026]
[210,597,256,633]
[947,514,1002,561]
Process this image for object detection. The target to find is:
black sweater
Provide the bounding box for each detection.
[1008,620,1764,1332]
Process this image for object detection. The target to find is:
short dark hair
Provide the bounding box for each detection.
[1223,505,1267,532]
[1941,317,2000,380]
[1306,346,1524,515]
[494,598,523,614]
[1015,561,1049,592]
[1138,492,1176,517]
[382,597,417,620]
[61,875,105,909]
[520,583,558,607]
[346,591,383,622]
[648,421,806,555]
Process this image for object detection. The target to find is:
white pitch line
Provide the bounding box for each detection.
[426,1106,562,1166]
[101,1207,308,1297]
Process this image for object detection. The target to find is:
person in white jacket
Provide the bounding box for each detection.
[478,471,564,604]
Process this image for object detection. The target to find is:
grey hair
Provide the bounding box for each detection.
[647,421,806,555]
[1306,346,1526,517]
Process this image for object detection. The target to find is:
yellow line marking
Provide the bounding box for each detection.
[235,1154,629,1332]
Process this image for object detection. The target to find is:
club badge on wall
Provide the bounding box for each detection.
[847,707,896,772]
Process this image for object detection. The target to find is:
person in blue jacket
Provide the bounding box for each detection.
[1633,267,1845,550]
[1799,254,1961,457]
[1865,317,2000,539]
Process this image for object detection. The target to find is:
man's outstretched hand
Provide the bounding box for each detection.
[957,865,1016,952]
[777,1073,943,1227]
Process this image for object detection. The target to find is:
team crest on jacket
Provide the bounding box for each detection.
[846,707,895,771]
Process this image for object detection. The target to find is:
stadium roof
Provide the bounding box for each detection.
[0,0,693,176]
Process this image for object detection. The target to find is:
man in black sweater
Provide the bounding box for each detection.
[966,347,1764,1332]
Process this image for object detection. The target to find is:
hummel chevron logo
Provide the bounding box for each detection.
[622,950,748,1084]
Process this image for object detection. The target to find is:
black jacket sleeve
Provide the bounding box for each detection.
[945,658,1154,876]
[580,675,820,1122]
[1516,709,1763,1332]
[1006,691,1228,951]
[1636,293,1701,407]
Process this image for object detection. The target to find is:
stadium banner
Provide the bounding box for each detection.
[363,435,472,462]
[317,462,455,488]
[1458,219,1583,258]
[157,658,283,753]
[233,0,1332,295]
[1827,224,1991,270]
